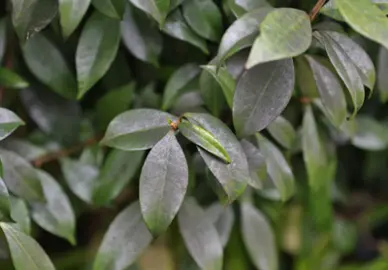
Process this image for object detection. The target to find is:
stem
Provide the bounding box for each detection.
[309,0,327,22]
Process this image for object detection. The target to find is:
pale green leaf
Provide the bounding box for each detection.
[351,116,388,150]
[267,116,296,150]
[0,68,29,89]
[0,108,24,141]
[59,0,91,38]
[228,0,271,17]
[10,196,31,235]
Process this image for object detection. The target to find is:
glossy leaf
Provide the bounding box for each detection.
[178,198,223,270]
[241,139,266,189]
[101,109,177,151]
[0,107,24,141]
[129,0,170,26]
[205,203,235,247]
[246,8,311,68]
[267,116,296,150]
[59,0,91,38]
[184,113,249,201]
[140,131,188,235]
[92,0,125,19]
[378,46,388,102]
[10,196,31,235]
[0,68,29,89]
[22,34,77,99]
[93,201,153,270]
[182,0,223,41]
[0,223,55,270]
[351,116,388,150]
[233,59,294,137]
[76,12,121,99]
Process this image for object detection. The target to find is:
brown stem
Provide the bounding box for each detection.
[32,135,103,167]
[309,0,327,22]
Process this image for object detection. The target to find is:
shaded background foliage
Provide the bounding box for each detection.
[0,0,388,270]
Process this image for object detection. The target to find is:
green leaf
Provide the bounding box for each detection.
[229,0,272,16]
[93,150,144,205]
[10,196,31,235]
[121,3,162,66]
[140,131,188,235]
[162,63,200,110]
[22,34,77,99]
[92,0,125,19]
[101,109,177,151]
[182,0,223,42]
[31,170,76,245]
[377,46,388,102]
[2,139,46,162]
[217,7,273,65]
[0,68,29,89]
[241,202,277,270]
[351,116,388,150]
[76,12,121,99]
[337,0,388,49]
[0,18,5,63]
[129,0,170,26]
[0,223,55,270]
[162,9,208,54]
[320,0,346,21]
[11,0,58,41]
[240,139,266,190]
[93,201,153,270]
[267,116,296,150]
[205,203,235,247]
[246,8,311,68]
[233,59,294,137]
[201,65,235,109]
[59,0,91,38]
[96,82,134,129]
[0,177,10,220]
[306,55,347,127]
[314,32,365,115]
[184,113,249,201]
[0,108,24,141]
[256,134,295,201]
[178,198,223,270]
[178,118,231,163]
[295,56,319,98]
[0,149,44,202]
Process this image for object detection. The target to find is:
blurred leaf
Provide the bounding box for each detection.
[228,0,271,17]
[140,131,188,235]
[333,218,357,254]
[93,201,153,270]
[233,59,294,137]
[0,177,10,220]
[134,82,162,109]
[76,12,121,99]
[102,50,133,89]
[59,0,91,38]
[0,68,28,89]
[178,198,223,270]
[9,196,30,235]
[101,109,177,151]
[171,91,204,115]
[129,0,170,26]
[0,18,5,63]
[0,108,24,141]
[79,145,104,167]
[22,34,77,99]
[246,8,311,68]
[240,139,266,190]
[0,223,55,270]
[377,46,388,102]
[267,116,296,150]
[205,203,235,247]
[92,0,125,19]
[351,116,388,150]
[295,56,319,98]
[320,0,346,21]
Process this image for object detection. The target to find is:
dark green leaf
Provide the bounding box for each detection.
[267,116,296,150]
[241,139,266,190]
[10,196,30,235]
[162,9,208,54]
[178,198,223,270]
[31,170,76,244]
[101,109,177,151]
[93,201,153,270]
[246,8,311,68]
[22,34,77,99]
[182,0,223,41]
[122,3,162,66]
[59,0,91,38]
[233,59,294,137]
[205,203,235,247]
[0,108,24,141]
[76,12,121,99]
[377,46,388,102]
[162,63,200,110]
[129,0,170,26]
[92,0,125,19]
[93,150,144,206]
[0,68,29,89]
[140,131,188,235]
[184,113,249,201]
[134,82,162,109]
[11,0,58,41]
[0,177,10,220]
[351,116,388,150]
[0,223,55,270]
[241,202,277,270]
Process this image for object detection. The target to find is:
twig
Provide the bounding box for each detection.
[32,135,102,167]
[309,0,327,22]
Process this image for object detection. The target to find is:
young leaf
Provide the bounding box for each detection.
[0,177,10,220]
[93,150,144,206]
[92,0,125,19]
[22,34,77,99]
[241,202,278,270]
[233,59,294,137]
[178,118,231,163]
[10,196,31,235]
[101,109,177,151]
[129,0,170,26]
[121,3,162,66]
[205,203,235,247]
[351,116,388,151]
[378,46,388,102]
[162,9,208,54]
[241,139,266,189]
[31,170,76,245]
[267,116,296,150]
[0,108,25,141]
[184,113,249,201]
[11,0,58,41]
[93,201,153,270]
[0,68,29,89]
[246,8,311,68]
[0,223,55,270]
[140,131,188,235]
[162,64,200,110]
[178,198,223,270]
[76,12,121,99]
[182,0,223,42]
[59,0,91,38]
